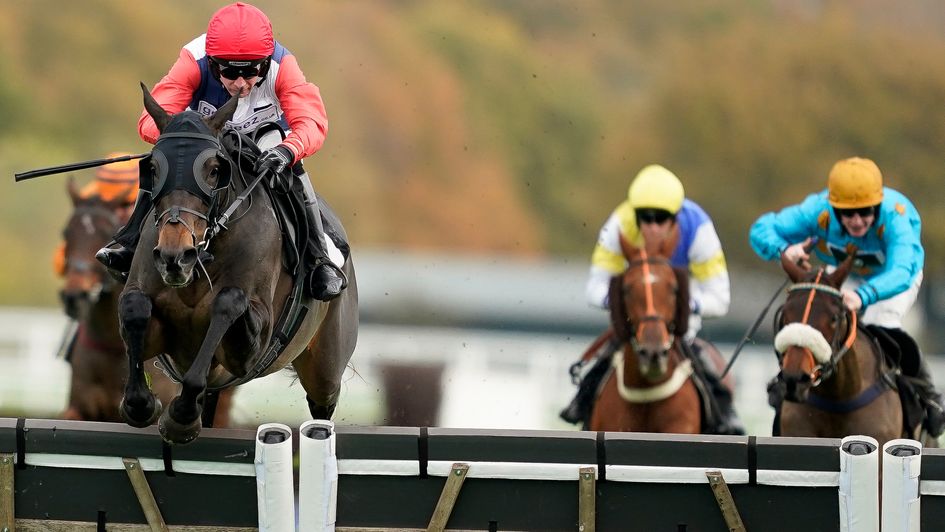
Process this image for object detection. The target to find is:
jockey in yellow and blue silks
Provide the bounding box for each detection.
[750,156,944,437]
[585,165,731,337]
[561,165,743,435]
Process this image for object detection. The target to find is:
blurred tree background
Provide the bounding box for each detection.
[2,0,945,308]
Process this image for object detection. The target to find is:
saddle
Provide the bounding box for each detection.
[220,127,350,276]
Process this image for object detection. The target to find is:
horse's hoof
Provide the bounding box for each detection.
[159,407,202,445]
[119,396,163,428]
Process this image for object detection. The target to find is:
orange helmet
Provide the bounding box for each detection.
[82,152,139,204]
[827,157,883,209]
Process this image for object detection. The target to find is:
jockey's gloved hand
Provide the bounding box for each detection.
[255,145,294,188]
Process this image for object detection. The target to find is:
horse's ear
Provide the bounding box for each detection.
[781,251,807,283]
[66,175,80,205]
[141,81,171,133]
[828,244,858,287]
[206,93,239,134]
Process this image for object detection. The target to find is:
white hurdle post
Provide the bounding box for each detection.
[839,435,879,532]
[881,438,922,532]
[299,419,339,532]
[255,422,296,532]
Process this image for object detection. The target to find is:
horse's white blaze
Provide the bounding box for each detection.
[774,322,832,363]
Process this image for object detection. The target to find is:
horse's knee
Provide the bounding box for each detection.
[119,290,152,330]
[213,286,249,322]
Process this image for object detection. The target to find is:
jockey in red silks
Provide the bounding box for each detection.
[96,2,345,301]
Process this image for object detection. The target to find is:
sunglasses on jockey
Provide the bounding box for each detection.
[210,56,271,80]
[635,208,675,225]
[835,205,877,219]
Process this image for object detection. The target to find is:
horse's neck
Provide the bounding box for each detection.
[817,340,877,400]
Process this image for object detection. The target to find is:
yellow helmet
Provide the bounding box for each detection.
[628,164,685,214]
[827,157,883,209]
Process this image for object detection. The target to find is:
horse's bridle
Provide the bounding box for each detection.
[618,251,679,352]
[64,202,126,299]
[148,131,233,234]
[774,270,858,386]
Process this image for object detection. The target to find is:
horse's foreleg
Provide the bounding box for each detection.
[118,289,162,427]
[159,286,248,444]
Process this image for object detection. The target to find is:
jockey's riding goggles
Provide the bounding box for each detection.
[211,57,268,80]
[836,206,876,219]
[636,208,674,225]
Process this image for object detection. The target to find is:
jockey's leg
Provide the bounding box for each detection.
[912,356,945,437]
[854,274,941,435]
[559,338,620,424]
[296,169,346,301]
[885,326,945,437]
[95,190,152,278]
[686,339,745,435]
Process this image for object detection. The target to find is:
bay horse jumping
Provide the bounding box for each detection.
[118,83,358,444]
[58,179,232,425]
[588,231,703,433]
[771,250,904,445]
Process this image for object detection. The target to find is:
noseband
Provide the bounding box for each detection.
[774,270,858,385]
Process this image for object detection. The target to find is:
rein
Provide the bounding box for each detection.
[781,274,858,384]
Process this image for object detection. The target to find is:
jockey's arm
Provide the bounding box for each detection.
[856,203,924,306]
[273,54,328,163]
[138,48,202,144]
[687,221,730,319]
[585,210,627,309]
[749,192,825,261]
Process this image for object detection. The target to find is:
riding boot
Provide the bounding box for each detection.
[702,367,746,435]
[298,172,346,301]
[913,357,945,437]
[559,340,619,425]
[881,326,945,438]
[685,340,745,435]
[95,190,152,279]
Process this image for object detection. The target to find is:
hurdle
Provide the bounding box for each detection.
[3,417,945,530]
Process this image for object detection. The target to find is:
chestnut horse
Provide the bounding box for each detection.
[588,231,702,433]
[118,84,358,444]
[771,251,905,445]
[58,180,232,425]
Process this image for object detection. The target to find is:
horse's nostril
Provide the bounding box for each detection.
[180,248,198,268]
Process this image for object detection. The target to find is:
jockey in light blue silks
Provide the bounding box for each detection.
[561,164,744,435]
[750,156,944,437]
